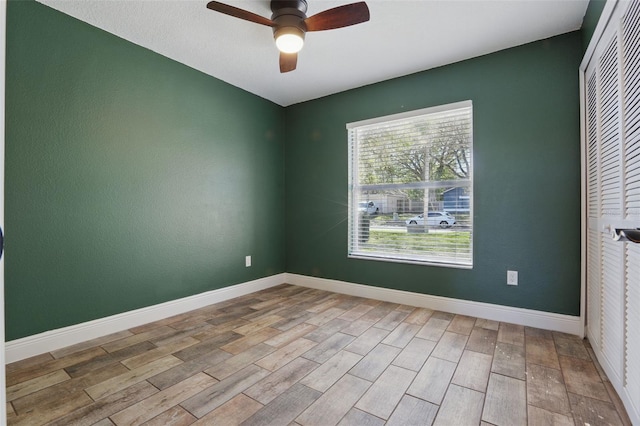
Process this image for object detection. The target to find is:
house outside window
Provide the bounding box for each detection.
[347,100,473,268]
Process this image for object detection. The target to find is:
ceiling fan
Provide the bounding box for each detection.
[206,0,370,73]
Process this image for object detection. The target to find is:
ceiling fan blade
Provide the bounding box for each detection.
[304,2,370,32]
[206,1,274,27]
[280,52,297,73]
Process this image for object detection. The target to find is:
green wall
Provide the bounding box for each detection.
[5,0,587,341]
[582,0,607,52]
[5,1,286,340]
[285,32,583,316]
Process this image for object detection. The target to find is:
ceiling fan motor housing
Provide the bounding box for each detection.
[271,0,308,42]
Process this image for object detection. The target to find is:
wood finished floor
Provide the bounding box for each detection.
[6,284,633,426]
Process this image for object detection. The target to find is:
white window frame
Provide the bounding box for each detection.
[347,100,473,268]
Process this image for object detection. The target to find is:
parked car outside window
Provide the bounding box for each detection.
[358,201,380,215]
[405,211,456,228]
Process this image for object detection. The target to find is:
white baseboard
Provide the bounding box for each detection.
[6,272,583,364]
[285,273,583,336]
[5,273,286,364]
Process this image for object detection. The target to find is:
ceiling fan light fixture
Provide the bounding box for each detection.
[275,27,305,53]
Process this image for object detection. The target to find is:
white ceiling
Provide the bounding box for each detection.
[36,0,589,106]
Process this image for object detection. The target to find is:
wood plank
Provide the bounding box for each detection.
[191,318,250,341]
[415,317,450,341]
[272,311,316,332]
[47,381,159,426]
[191,393,263,425]
[9,391,93,426]
[406,356,456,404]
[381,323,421,348]
[232,314,283,335]
[12,362,129,413]
[296,374,370,426]
[343,327,389,356]
[374,310,410,331]
[303,319,350,343]
[263,322,317,348]
[120,336,199,370]
[559,355,610,402]
[181,364,270,418]
[482,373,527,426]
[6,353,54,375]
[255,338,317,371]
[142,405,197,426]
[359,302,398,323]
[568,392,624,426]
[525,327,553,339]
[474,318,500,331]
[386,395,438,426]
[337,408,385,426]
[334,296,364,311]
[553,335,590,360]
[430,331,468,362]
[219,327,280,355]
[299,350,363,392]
[451,350,492,392]
[338,304,375,322]
[93,419,116,426]
[525,336,560,369]
[147,349,232,390]
[100,326,175,353]
[492,342,525,380]
[305,297,343,313]
[241,383,321,426]
[355,365,416,420]
[392,338,436,372]
[497,322,524,346]
[205,343,274,380]
[349,344,402,382]
[172,332,242,361]
[7,346,106,387]
[305,307,347,327]
[7,369,70,402]
[527,404,574,426]
[85,356,182,400]
[65,341,157,378]
[465,328,497,355]
[447,315,476,335]
[340,319,374,337]
[403,308,434,326]
[431,311,455,321]
[526,363,571,416]
[50,330,133,359]
[433,384,484,426]
[110,373,216,425]
[302,332,355,363]
[244,357,320,405]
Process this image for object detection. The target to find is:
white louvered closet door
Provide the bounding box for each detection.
[584,0,640,422]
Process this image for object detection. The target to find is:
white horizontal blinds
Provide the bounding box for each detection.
[586,69,602,350]
[623,0,640,407]
[348,102,473,267]
[599,31,625,382]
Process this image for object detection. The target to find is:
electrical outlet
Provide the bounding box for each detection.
[507,270,518,286]
[245,256,251,267]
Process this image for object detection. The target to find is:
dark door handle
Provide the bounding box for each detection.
[0,226,3,260]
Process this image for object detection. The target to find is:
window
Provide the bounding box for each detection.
[347,101,473,268]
